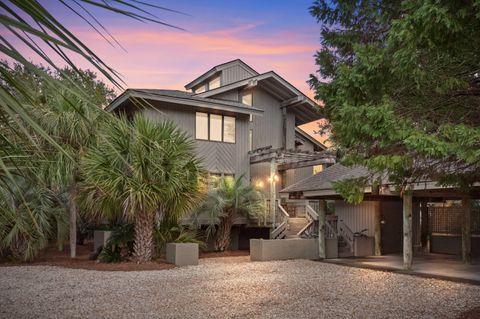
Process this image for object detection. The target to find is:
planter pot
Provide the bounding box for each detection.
[354,236,374,257]
[93,230,112,252]
[166,243,199,266]
[325,238,339,259]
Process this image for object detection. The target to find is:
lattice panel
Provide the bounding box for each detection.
[429,205,480,234]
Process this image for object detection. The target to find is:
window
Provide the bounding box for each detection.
[195,112,208,140]
[249,129,253,151]
[223,116,236,143]
[242,93,252,106]
[209,114,222,141]
[209,76,221,90]
[313,165,323,175]
[242,93,253,121]
[195,112,236,143]
[195,84,206,94]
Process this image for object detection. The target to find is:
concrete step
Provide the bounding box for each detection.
[286,235,301,239]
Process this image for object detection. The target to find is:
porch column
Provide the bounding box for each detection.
[420,200,429,253]
[403,189,413,270]
[373,201,382,256]
[318,200,326,259]
[462,195,471,264]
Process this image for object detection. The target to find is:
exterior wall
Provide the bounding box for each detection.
[222,64,256,85]
[335,200,377,237]
[211,90,239,102]
[142,102,250,179]
[249,87,284,150]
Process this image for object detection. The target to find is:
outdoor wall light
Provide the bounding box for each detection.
[268,174,280,183]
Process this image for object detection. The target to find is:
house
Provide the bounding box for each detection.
[280,163,480,262]
[107,59,334,248]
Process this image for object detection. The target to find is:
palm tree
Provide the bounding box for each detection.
[81,114,202,262]
[200,176,265,252]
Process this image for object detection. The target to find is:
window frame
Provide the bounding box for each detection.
[194,112,236,144]
[195,112,209,140]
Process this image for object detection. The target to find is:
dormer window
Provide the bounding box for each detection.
[194,84,206,94]
[209,75,221,90]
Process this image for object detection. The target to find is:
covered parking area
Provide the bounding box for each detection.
[280,164,480,275]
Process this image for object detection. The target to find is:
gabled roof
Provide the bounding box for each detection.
[295,127,327,150]
[107,89,263,116]
[184,59,259,90]
[280,164,369,193]
[195,71,322,125]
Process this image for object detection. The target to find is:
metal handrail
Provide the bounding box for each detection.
[338,220,354,252]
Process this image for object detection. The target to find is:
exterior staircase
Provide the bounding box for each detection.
[286,217,310,238]
[271,201,319,239]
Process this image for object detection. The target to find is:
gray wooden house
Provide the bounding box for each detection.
[108,59,333,247]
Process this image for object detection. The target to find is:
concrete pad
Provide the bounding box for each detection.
[166,243,199,266]
[325,253,480,284]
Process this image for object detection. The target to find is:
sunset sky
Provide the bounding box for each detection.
[3,0,326,142]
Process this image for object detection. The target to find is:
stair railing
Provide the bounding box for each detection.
[296,203,319,238]
[325,217,338,239]
[271,201,290,239]
[338,220,354,253]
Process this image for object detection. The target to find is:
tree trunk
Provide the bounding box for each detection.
[318,200,326,259]
[403,190,413,270]
[373,201,382,256]
[462,195,471,264]
[133,212,155,263]
[214,213,235,251]
[68,186,77,258]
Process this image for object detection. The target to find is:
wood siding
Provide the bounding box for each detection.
[142,102,250,178]
[211,90,239,102]
[222,64,256,85]
[335,200,377,237]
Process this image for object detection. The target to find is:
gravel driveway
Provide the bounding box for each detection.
[1,256,479,319]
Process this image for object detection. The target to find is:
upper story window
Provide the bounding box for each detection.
[194,84,206,94]
[242,93,253,121]
[195,112,236,143]
[209,114,222,141]
[242,93,252,106]
[209,76,221,90]
[313,165,323,175]
[195,112,208,140]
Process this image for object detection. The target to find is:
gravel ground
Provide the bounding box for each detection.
[1,256,479,319]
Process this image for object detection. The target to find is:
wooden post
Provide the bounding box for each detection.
[420,200,429,253]
[270,159,276,229]
[281,107,287,150]
[373,201,382,256]
[318,200,326,259]
[403,189,413,270]
[462,195,471,264]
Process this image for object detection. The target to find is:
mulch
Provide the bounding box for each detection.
[0,243,174,271]
[458,307,480,319]
[0,243,250,271]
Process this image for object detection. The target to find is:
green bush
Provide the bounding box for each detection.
[99,223,134,263]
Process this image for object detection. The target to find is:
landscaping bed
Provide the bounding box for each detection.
[0,243,250,271]
[0,243,173,271]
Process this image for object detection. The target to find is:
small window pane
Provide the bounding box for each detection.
[195,84,206,94]
[223,116,236,143]
[209,76,221,90]
[210,114,222,141]
[242,93,252,106]
[195,112,208,140]
[313,165,323,175]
